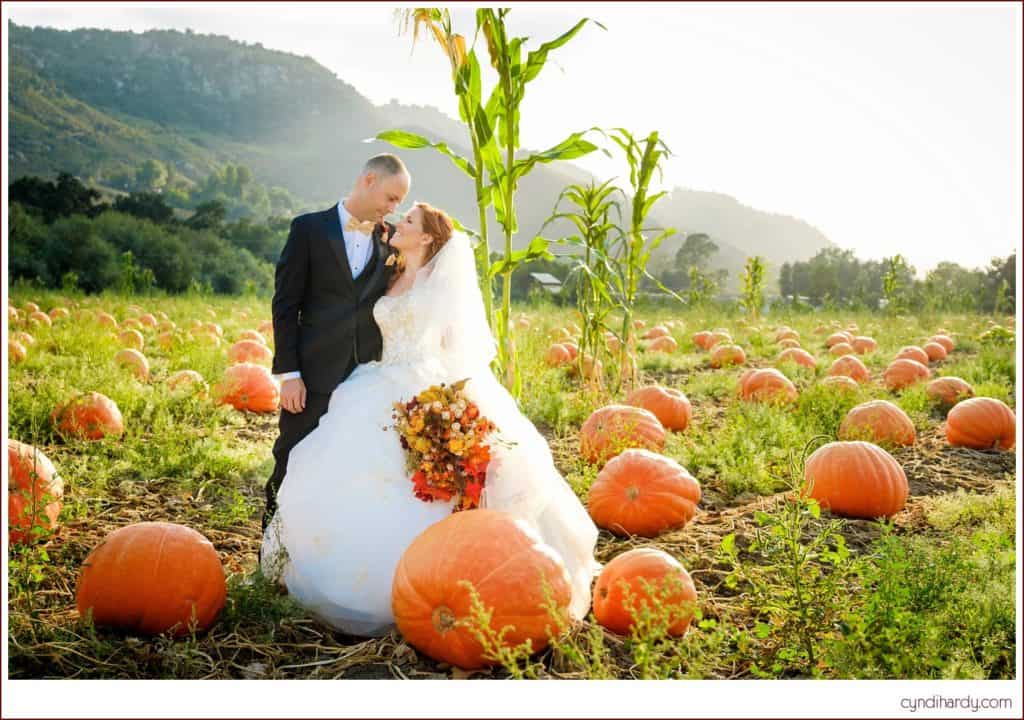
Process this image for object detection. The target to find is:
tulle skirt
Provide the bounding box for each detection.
[261,358,601,636]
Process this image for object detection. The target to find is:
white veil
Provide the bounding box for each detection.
[411,231,498,380]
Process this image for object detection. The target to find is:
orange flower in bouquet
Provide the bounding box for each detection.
[391,378,500,511]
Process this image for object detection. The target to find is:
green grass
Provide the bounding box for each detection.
[6,291,1017,679]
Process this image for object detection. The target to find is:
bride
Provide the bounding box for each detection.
[261,202,601,637]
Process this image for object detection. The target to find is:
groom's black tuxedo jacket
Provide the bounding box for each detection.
[271,205,397,395]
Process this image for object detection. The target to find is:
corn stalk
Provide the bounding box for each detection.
[538,179,624,392]
[606,128,679,389]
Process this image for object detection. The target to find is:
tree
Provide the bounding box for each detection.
[9,172,108,222]
[135,159,168,192]
[185,201,226,232]
[113,192,176,224]
[675,233,718,272]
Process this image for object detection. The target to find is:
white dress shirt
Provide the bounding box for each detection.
[275,199,374,384]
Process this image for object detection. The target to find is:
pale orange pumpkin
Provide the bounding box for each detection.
[545,343,572,367]
[580,405,666,465]
[28,311,52,328]
[76,522,226,637]
[828,355,871,384]
[778,338,802,350]
[691,331,712,350]
[392,509,572,670]
[238,329,267,345]
[624,386,692,431]
[214,363,280,413]
[707,331,732,349]
[138,313,158,328]
[922,341,947,362]
[709,344,745,368]
[13,331,35,347]
[167,370,209,399]
[52,392,125,440]
[803,441,908,518]
[227,340,273,366]
[826,331,853,348]
[204,322,224,338]
[96,312,118,329]
[9,340,27,363]
[775,329,800,343]
[929,334,955,353]
[258,320,275,336]
[588,449,701,537]
[821,375,860,393]
[884,359,931,391]
[114,349,150,381]
[838,400,916,447]
[118,329,145,351]
[926,376,974,409]
[851,336,878,354]
[895,346,930,366]
[48,307,70,321]
[646,335,678,354]
[777,347,817,369]
[829,342,855,357]
[8,440,64,545]
[738,368,799,404]
[643,325,671,340]
[945,397,1015,450]
[561,342,580,361]
[593,548,697,637]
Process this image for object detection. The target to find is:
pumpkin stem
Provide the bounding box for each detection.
[431,605,457,633]
[626,486,640,501]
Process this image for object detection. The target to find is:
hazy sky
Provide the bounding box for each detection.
[5,2,1021,274]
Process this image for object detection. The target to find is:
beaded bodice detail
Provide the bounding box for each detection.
[370,291,439,367]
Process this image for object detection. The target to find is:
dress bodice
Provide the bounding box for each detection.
[370,291,440,367]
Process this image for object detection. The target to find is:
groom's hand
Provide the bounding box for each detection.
[280,377,307,414]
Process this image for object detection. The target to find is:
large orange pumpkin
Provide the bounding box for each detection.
[118,329,145,351]
[114,349,150,381]
[803,441,908,518]
[561,341,580,360]
[593,548,697,637]
[821,375,860,393]
[624,386,691,431]
[945,397,1015,450]
[738,368,798,404]
[926,376,974,409]
[709,344,746,368]
[545,343,572,367]
[645,336,678,354]
[838,400,916,447]
[922,341,947,362]
[96,311,118,329]
[826,331,852,348]
[643,325,671,340]
[775,329,799,343]
[28,311,52,329]
[851,336,878,354]
[829,342,855,357]
[691,331,712,350]
[8,440,64,545]
[10,339,27,363]
[588,449,701,537]
[580,405,666,465]
[828,355,871,384]
[777,347,816,370]
[238,329,267,345]
[214,363,280,413]
[778,338,802,350]
[895,346,930,366]
[52,392,125,440]
[76,522,226,637]
[227,339,273,366]
[929,334,955,353]
[883,359,931,391]
[392,509,572,670]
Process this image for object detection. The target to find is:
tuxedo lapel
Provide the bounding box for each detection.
[324,204,355,292]
[358,224,396,304]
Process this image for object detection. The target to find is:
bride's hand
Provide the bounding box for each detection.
[280,377,307,414]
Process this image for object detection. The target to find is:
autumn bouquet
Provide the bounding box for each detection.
[391,378,499,511]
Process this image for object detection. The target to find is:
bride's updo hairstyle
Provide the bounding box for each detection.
[416,202,454,263]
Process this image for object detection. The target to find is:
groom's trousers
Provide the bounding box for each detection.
[263,390,332,532]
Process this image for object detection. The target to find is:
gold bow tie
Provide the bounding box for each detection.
[344,217,377,234]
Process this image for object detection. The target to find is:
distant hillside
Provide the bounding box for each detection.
[8,20,833,276]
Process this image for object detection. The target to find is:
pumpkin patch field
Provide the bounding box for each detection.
[6,291,1017,679]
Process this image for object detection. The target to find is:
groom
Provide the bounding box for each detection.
[266,154,410,531]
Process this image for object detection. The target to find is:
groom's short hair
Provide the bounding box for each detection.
[362,154,408,179]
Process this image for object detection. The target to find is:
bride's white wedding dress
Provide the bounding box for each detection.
[261,233,600,637]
